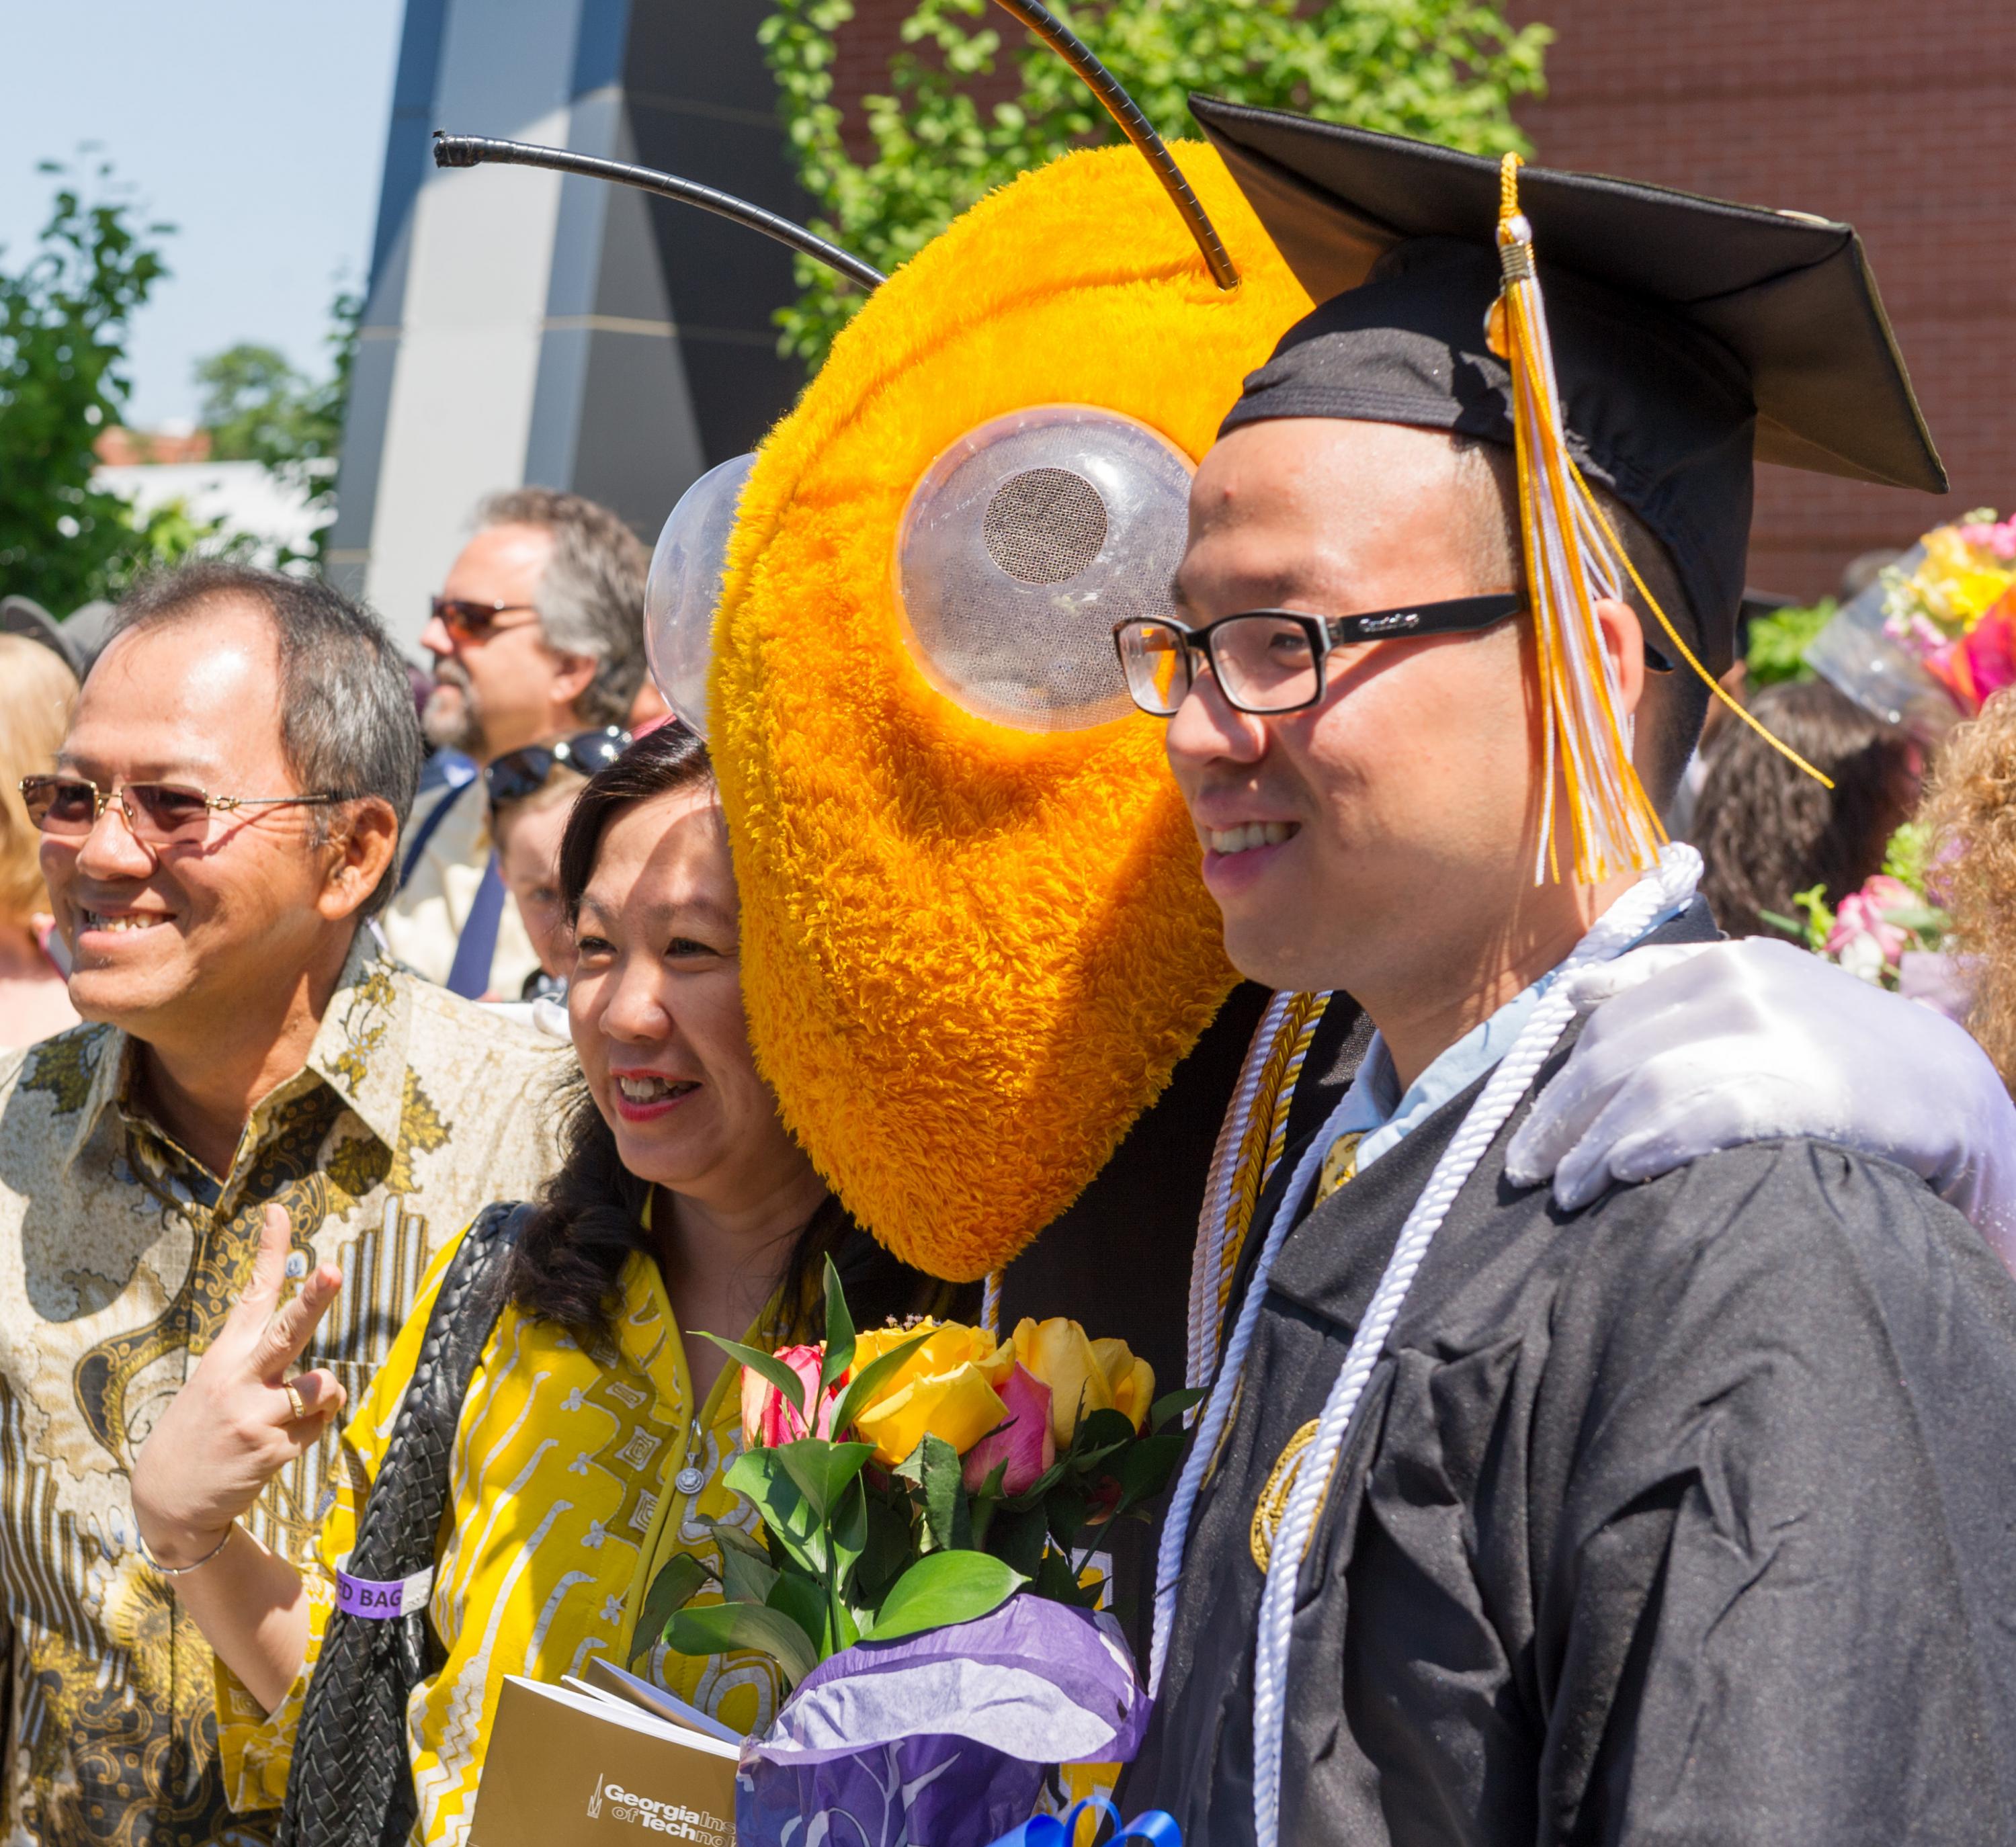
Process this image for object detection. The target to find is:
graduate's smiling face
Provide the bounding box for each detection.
[1165,417,1642,1000]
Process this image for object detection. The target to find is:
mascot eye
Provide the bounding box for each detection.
[894,404,1194,732]
[644,451,757,739]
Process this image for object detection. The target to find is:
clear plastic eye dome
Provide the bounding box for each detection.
[644,450,756,740]
[894,404,1194,732]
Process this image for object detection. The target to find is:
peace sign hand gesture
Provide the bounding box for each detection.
[131,1204,347,1571]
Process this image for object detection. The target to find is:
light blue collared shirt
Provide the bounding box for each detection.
[1304,897,1687,1210]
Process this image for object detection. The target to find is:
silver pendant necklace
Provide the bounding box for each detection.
[673,1415,707,1498]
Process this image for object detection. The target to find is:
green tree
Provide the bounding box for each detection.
[0,159,190,611]
[192,286,360,562]
[762,0,1552,367]
[195,342,311,464]
[195,288,359,470]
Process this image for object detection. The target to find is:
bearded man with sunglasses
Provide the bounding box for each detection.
[0,562,567,1847]
[379,487,649,998]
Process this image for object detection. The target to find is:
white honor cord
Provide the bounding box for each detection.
[1144,844,1702,1840]
[1246,845,1700,1845]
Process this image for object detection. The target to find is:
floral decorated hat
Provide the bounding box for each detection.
[1809,510,2016,735]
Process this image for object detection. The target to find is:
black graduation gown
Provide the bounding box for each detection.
[1128,933,2016,1842]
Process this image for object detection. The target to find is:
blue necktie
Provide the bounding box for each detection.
[445,853,507,998]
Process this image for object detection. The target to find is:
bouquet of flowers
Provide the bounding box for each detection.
[635,1261,1197,1846]
[1764,822,1951,990]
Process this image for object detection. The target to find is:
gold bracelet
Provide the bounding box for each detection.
[136,1522,237,1578]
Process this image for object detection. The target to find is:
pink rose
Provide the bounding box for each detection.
[1929,597,2016,715]
[1826,875,1914,971]
[961,1363,1055,1495]
[740,1344,844,1449]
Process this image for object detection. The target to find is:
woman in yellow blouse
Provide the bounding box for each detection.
[129,724,961,1844]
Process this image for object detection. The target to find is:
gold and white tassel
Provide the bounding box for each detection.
[1487,153,1830,888]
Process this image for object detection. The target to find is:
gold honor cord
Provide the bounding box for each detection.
[1489,153,1831,890]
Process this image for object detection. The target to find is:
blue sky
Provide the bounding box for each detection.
[0,1,405,428]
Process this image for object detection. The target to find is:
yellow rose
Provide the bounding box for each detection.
[848,1321,1014,1467]
[1009,1318,1116,1445]
[1091,1338,1156,1432]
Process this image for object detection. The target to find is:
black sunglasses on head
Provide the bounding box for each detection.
[485,728,632,808]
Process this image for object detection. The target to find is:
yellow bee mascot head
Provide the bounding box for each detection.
[706,139,1306,1283]
[444,22,1311,1282]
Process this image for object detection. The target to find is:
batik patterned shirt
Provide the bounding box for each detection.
[0,936,569,1847]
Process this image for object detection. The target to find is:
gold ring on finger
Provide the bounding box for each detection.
[284,1381,309,1422]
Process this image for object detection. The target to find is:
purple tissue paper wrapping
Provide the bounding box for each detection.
[735,1596,1148,1847]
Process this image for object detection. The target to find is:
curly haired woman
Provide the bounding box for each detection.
[1921,689,2016,1089]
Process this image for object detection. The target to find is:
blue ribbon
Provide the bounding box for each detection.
[987,1797,1181,1846]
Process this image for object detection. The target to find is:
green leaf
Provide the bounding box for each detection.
[702,1333,808,1425]
[724,1448,827,1576]
[766,1570,829,1662]
[631,1552,711,1664]
[1070,1408,1136,1458]
[831,1476,869,1590]
[831,1328,935,1437]
[913,1432,966,1554]
[1045,1485,1093,1548]
[999,1457,1069,1511]
[665,1600,821,1689]
[1877,902,1948,933]
[985,1503,1050,1580]
[773,1438,877,1521]
[857,1490,915,1603]
[862,1551,1023,1643]
[1113,1432,1186,1511]
[1150,1388,1206,1433]
[818,1256,856,1404]
[706,1519,775,1566]
[710,1527,780,1607]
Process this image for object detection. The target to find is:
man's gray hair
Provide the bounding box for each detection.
[103,562,423,918]
[478,487,648,728]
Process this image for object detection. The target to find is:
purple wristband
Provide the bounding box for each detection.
[335,1567,433,1620]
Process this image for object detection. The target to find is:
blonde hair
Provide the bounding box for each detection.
[1921,689,2016,1089]
[0,636,80,926]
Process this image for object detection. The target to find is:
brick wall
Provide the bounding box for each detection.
[1509,0,2016,599]
[831,0,2013,599]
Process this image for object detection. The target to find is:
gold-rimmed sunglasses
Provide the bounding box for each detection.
[19,775,353,848]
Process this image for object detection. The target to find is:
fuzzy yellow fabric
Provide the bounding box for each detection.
[712,142,1312,1281]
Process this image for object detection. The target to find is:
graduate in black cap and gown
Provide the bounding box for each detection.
[1121,101,2016,1845]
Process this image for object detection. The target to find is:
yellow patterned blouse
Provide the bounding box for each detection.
[216,1215,788,1847]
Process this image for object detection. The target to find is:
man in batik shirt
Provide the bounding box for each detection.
[0,563,566,1847]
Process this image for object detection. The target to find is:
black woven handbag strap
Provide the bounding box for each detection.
[277,1201,531,1847]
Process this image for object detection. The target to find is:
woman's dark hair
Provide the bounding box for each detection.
[1693,679,1919,939]
[505,722,969,1339]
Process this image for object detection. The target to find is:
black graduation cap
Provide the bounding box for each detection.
[1190,95,1947,674]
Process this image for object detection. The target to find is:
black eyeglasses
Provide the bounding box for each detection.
[485,728,632,808]
[429,596,542,644]
[19,775,351,847]
[1112,593,1523,717]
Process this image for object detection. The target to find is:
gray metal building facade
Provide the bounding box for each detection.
[329,0,804,650]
